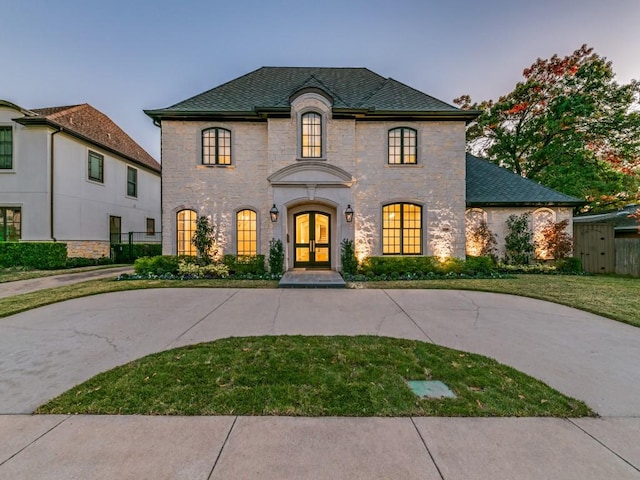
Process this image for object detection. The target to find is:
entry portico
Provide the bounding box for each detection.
[269,161,354,270]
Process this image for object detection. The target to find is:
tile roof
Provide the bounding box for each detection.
[27,104,160,173]
[146,67,469,118]
[466,154,583,206]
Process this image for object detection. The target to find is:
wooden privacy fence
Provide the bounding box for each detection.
[615,239,640,276]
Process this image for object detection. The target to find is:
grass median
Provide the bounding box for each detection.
[36,335,592,417]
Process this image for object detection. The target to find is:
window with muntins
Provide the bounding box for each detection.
[0,127,12,169]
[177,209,197,256]
[301,112,322,158]
[202,128,231,165]
[236,209,257,257]
[388,128,417,164]
[127,166,137,197]
[88,151,104,182]
[0,207,21,241]
[382,203,422,255]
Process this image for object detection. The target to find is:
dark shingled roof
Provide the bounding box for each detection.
[146,67,475,119]
[16,103,160,173]
[466,154,583,206]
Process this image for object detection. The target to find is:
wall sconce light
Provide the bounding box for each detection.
[269,204,279,222]
[345,204,354,223]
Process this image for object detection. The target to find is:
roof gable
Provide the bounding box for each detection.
[466,154,583,206]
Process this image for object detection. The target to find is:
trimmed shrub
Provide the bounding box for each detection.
[359,255,498,279]
[556,257,583,274]
[340,239,358,275]
[463,256,496,276]
[113,243,162,263]
[66,256,113,268]
[268,238,284,274]
[177,260,229,278]
[222,254,266,275]
[0,242,67,269]
[134,255,182,275]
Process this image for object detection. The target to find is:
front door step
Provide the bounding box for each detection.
[278,270,346,288]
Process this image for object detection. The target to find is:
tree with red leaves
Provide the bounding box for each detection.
[455,45,640,212]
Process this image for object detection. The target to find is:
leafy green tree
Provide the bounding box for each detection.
[455,45,640,211]
[504,214,534,265]
[192,216,217,263]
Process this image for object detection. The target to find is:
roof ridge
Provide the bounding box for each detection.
[354,77,391,108]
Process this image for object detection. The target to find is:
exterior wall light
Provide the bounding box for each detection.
[269,204,279,222]
[345,204,354,223]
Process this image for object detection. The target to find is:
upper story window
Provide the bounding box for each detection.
[382,203,422,255]
[127,166,138,197]
[301,112,322,158]
[236,209,257,257]
[202,128,231,165]
[0,207,21,241]
[0,127,12,169]
[88,150,104,182]
[388,128,417,164]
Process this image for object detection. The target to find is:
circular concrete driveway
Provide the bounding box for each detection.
[1,288,639,416]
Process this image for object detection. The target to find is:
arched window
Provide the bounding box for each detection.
[236,209,257,257]
[388,128,417,164]
[176,209,197,256]
[301,112,322,158]
[382,203,422,255]
[533,208,556,259]
[202,128,231,165]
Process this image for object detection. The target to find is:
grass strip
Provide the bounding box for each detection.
[37,335,593,417]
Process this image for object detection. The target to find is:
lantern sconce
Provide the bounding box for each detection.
[345,204,354,223]
[269,204,279,222]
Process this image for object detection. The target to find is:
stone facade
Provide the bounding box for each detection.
[466,206,575,260]
[66,240,111,259]
[160,91,468,270]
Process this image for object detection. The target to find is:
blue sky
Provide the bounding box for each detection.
[2,0,639,160]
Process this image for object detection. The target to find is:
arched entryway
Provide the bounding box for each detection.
[294,211,331,268]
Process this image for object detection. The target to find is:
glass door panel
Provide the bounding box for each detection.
[294,212,331,268]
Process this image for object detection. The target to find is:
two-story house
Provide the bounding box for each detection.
[145,67,580,270]
[0,101,161,258]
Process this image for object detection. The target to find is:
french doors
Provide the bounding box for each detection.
[294,212,331,268]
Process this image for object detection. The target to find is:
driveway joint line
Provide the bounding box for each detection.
[0,415,70,467]
[382,290,435,343]
[567,418,640,473]
[165,289,240,349]
[269,289,282,334]
[410,417,446,480]
[207,416,238,480]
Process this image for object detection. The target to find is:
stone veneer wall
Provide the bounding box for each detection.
[66,240,111,259]
[161,96,469,263]
[473,206,575,260]
[354,121,467,259]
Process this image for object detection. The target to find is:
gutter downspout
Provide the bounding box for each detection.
[50,127,62,241]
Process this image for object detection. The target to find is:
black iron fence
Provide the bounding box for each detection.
[111,231,162,263]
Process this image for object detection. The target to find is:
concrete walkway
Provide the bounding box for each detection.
[1,287,639,478]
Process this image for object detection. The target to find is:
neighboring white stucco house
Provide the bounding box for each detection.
[145,67,581,270]
[0,100,161,258]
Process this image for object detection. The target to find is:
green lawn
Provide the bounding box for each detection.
[37,336,592,417]
[0,265,125,283]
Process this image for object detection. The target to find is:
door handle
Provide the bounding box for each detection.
[310,240,315,252]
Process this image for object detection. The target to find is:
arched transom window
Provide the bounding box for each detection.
[388,128,417,164]
[382,203,422,255]
[176,209,197,256]
[236,209,257,257]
